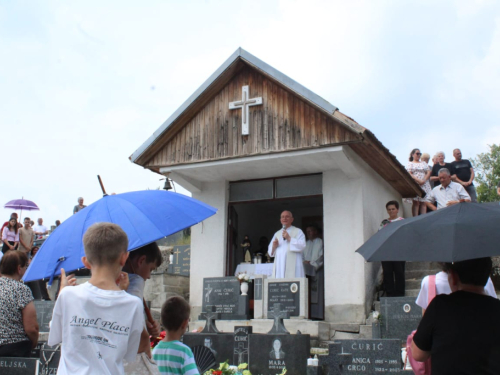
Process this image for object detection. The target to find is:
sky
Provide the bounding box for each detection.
[1,0,500,225]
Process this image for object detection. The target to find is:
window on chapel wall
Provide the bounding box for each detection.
[229,174,322,202]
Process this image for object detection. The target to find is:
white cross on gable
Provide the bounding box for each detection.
[229,85,262,136]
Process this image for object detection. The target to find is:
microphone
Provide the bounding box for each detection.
[282,225,286,240]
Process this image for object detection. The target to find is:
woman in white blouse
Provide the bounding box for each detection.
[2,218,19,254]
[406,148,432,216]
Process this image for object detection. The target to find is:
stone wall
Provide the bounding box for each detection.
[143,273,190,308]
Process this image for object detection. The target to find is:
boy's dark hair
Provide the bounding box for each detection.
[447,257,492,287]
[24,217,30,222]
[129,242,162,267]
[83,223,128,266]
[386,200,399,209]
[0,250,29,275]
[161,296,190,331]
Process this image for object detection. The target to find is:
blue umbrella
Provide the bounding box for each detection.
[23,190,217,283]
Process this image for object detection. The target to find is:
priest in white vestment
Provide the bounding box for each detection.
[268,211,306,278]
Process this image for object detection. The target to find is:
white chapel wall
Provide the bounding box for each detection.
[322,168,365,323]
[190,180,229,319]
[322,146,404,323]
[349,148,405,318]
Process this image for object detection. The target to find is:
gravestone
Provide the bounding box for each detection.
[253,275,267,319]
[0,357,40,374]
[34,301,55,333]
[233,326,252,365]
[182,333,234,365]
[248,333,311,375]
[267,303,290,334]
[200,306,221,333]
[39,343,61,375]
[264,278,308,318]
[336,339,402,374]
[201,277,248,320]
[376,297,421,342]
[167,245,191,276]
[317,342,353,375]
[30,342,45,359]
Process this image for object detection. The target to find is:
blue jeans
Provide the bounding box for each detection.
[465,185,477,203]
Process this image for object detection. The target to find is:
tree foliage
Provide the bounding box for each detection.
[471,144,500,203]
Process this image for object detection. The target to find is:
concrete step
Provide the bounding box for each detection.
[405,270,440,280]
[329,323,361,333]
[405,262,442,271]
[405,289,420,297]
[359,325,373,339]
[328,330,360,340]
[405,279,424,290]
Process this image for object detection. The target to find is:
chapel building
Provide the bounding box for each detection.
[130,48,422,323]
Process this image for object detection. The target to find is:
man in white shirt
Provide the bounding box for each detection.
[33,218,49,237]
[268,211,306,278]
[425,168,471,211]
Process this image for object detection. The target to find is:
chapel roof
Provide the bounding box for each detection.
[130,48,423,198]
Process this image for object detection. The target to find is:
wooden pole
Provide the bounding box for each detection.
[97,175,108,196]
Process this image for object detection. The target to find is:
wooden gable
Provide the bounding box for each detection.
[145,64,361,169]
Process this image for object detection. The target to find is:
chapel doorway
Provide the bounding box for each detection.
[225,173,324,319]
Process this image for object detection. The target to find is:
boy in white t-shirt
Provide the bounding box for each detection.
[48,223,145,375]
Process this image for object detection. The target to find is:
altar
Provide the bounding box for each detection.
[234,263,273,279]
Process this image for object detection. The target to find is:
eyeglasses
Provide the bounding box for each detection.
[415,153,422,155]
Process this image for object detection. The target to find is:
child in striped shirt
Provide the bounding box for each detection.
[153,296,199,375]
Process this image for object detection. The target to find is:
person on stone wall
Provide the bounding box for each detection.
[451,148,478,203]
[73,197,87,214]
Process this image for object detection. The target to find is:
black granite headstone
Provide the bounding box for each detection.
[201,277,248,319]
[167,245,191,276]
[182,333,234,364]
[200,306,221,334]
[379,297,421,342]
[317,342,353,375]
[267,281,300,317]
[34,301,55,333]
[39,343,61,375]
[0,357,39,374]
[233,326,252,366]
[336,339,402,374]
[267,303,290,334]
[30,342,45,359]
[248,333,310,375]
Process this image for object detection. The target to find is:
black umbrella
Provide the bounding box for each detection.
[356,203,500,262]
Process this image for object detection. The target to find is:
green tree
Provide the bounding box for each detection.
[471,144,500,203]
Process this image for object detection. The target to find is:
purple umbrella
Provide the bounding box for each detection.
[4,198,40,220]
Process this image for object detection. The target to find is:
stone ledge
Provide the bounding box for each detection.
[190,319,330,341]
[329,323,360,333]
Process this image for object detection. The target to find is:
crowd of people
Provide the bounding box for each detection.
[379,147,481,298]
[379,153,500,373]
[405,147,476,216]
[0,220,199,375]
